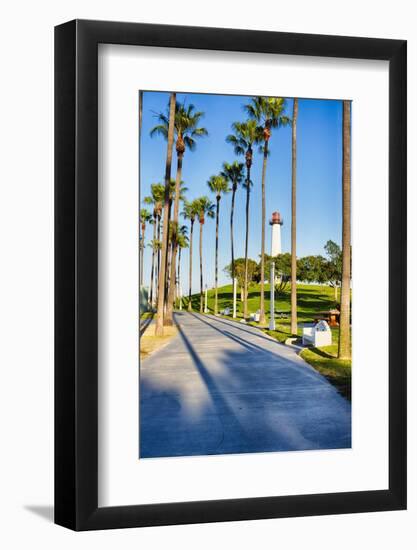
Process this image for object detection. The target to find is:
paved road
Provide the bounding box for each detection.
[140,312,351,458]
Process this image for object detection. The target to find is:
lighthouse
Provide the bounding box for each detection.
[270,211,283,256]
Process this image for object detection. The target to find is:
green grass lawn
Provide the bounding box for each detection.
[185,281,338,324]
[181,282,351,400]
[299,344,351,400]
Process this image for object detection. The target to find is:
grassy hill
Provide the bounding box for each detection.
[182,282,351,400]
[186,281,338,329]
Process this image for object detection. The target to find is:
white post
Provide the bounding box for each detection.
[204,285,208,313]
[269,262,275,330]
[233,277,237,318]
[178,283,182,311]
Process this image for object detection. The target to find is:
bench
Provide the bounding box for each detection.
[302,320,332,347]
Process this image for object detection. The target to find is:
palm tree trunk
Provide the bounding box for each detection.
[155,215,161,304]
[164,201,172,311]
[140,225,145,287]
[338,100,351,359]
[165,241,173,315]
[178,247,182,309]
[290,98,298,335]
[188,220,194,311]
[155,92,176,336]
[165,154,184,325]
[199,221,204,313]
[214,196,220,315]
[243,164,251,319]
[149,218,157,305]
[259,141,268,325]
[230,185,236,283]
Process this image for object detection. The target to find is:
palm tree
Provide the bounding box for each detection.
[182,199,200,312]
[151,101,207,325]
[195,196,215,313]
[245,96,290,325]
[290,98,298,335]
[164,179,188,308]
[154,92,176,336]
[221,161,244,294]
[226,120,260,319]
[207,174,230,315]
[143,183,165,306]
[176,226,189,309]
[148,239,161,306]
[139,208,152,287]
[338,101,351,359]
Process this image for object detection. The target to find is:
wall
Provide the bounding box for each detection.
[0,1,415,548]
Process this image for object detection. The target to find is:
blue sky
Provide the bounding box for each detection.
[140,91,343,293]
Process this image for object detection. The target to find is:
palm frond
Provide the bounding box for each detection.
[207,174,230,196]
[149,124,168,139]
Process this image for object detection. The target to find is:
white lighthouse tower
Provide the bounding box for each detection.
[270,211,283,256]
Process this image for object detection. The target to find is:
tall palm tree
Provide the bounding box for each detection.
[195,196,215,313]
[154,92,176,336]
[182,199,200,312]
[148,238,161,306]
[245,96,290,325]
[151,101,207,325]
[146,220,156,305]
[290,98,298,335]
[338,101,351,359]
[226,120,260,319]
[164,179,188,308]
[176,226,189,309]
[139,208,152,287]
[143,183,165,306]
[221,161,244,293]
[207,174,230,315]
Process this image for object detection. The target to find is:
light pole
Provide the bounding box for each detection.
[269,261,275,330]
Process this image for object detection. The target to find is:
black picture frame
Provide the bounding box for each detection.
[55,19,407,531]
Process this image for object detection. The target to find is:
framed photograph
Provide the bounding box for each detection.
[55,20,407,530]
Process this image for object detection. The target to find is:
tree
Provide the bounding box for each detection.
[207,174,230,315]
[139,208,152,287]
[226,119,260,319]
[182,199,200,311]
[221,161,244,290]
[164,179,188,309]
[324,240,342,301]
[297,255,327,284]
[338,101,351,360]
[245,96,290,325]
[151,101,207,325]
[154,93,176,336]
[224,258,258,302]
[290,98,298,334]
[148,239,162,306]
[143,183,165,306]
[195,196,215,313]
[176,226,189,309]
